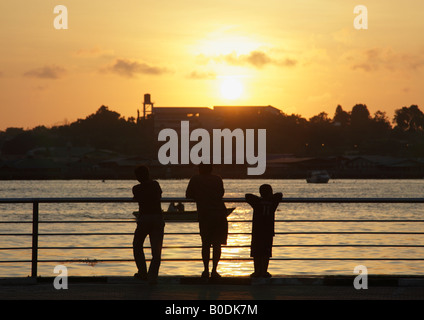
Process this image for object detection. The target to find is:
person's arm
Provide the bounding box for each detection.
[245,193,259,206]
[271,193,282,236]
[271,192,283,211]
[132,185,140,219]
[185,178,195,199]
[274,192,283,202]
[155,181,162,200]
[132,185,138,200]
[218,177,225,198]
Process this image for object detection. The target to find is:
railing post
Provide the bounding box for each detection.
[31,201,39,278]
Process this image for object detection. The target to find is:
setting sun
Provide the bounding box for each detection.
[220,77,244,100]
[1,1,424,130]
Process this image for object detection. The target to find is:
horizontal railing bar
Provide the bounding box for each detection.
[0,197,134,203]
[3,219,424,224]
[276,232,424,235]
[279,232,424,235]
[275,220,424,223]
[2,197,424,204]
[2,232,424,236]
[2,244,424,251]
[0,233,134,236]
[2,258,424,264]
[0,220,134,224]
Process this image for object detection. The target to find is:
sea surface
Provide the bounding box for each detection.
[1,179,424,278]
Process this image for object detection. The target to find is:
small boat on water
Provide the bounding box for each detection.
[133,207,235,221]
[306,170,330,183]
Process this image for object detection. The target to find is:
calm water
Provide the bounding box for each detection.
[1,179,424,277]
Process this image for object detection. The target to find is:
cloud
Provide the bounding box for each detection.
[102,58,170,77]
[23,65,67,79]
[350,47,424,73]
[187,70,216,80]
[223,51,273,68]
[351,48,387,72]
[278,58,298,67]
[200,50,297,69]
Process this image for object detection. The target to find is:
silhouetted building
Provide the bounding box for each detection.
[152,107,218,135]
[151,105,281,136]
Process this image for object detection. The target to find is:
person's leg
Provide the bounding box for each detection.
[250,235,261,277]
[201,241,210,277]
[199,222,211,278]
[148,220,165,282]
[261,256,271,277]
[133,224,148,279]
[262,238,273,277]
[250,256,261,277]
[211,243,221,278]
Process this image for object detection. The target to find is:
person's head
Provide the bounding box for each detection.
[198,163,212,175]
[134,165,150,182]
[259,184,273,199]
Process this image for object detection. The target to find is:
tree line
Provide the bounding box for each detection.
[1,104,424,158]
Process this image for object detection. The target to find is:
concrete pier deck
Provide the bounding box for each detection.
[1,275,423,300]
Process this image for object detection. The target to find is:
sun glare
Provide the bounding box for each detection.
[220,77,244,100]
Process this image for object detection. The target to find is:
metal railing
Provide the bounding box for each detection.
[1,197,424,278]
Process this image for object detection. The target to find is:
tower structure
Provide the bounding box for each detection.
[143,93,154,119]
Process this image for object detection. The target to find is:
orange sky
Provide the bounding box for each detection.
[1,0,424,130]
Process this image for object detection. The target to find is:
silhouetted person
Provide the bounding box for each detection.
[132,165,164,284]
[176,202,185,213]
[245,184,282,278]
[186,164,228,279]
[168,202,178,212]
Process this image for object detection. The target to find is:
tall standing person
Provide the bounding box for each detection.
[186,164,228,279]
[132,165,164,284]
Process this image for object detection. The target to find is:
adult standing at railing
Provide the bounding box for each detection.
[132,165,165,284]
[186,163,228,279]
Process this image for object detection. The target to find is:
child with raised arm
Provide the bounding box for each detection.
[245,184,282,278]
